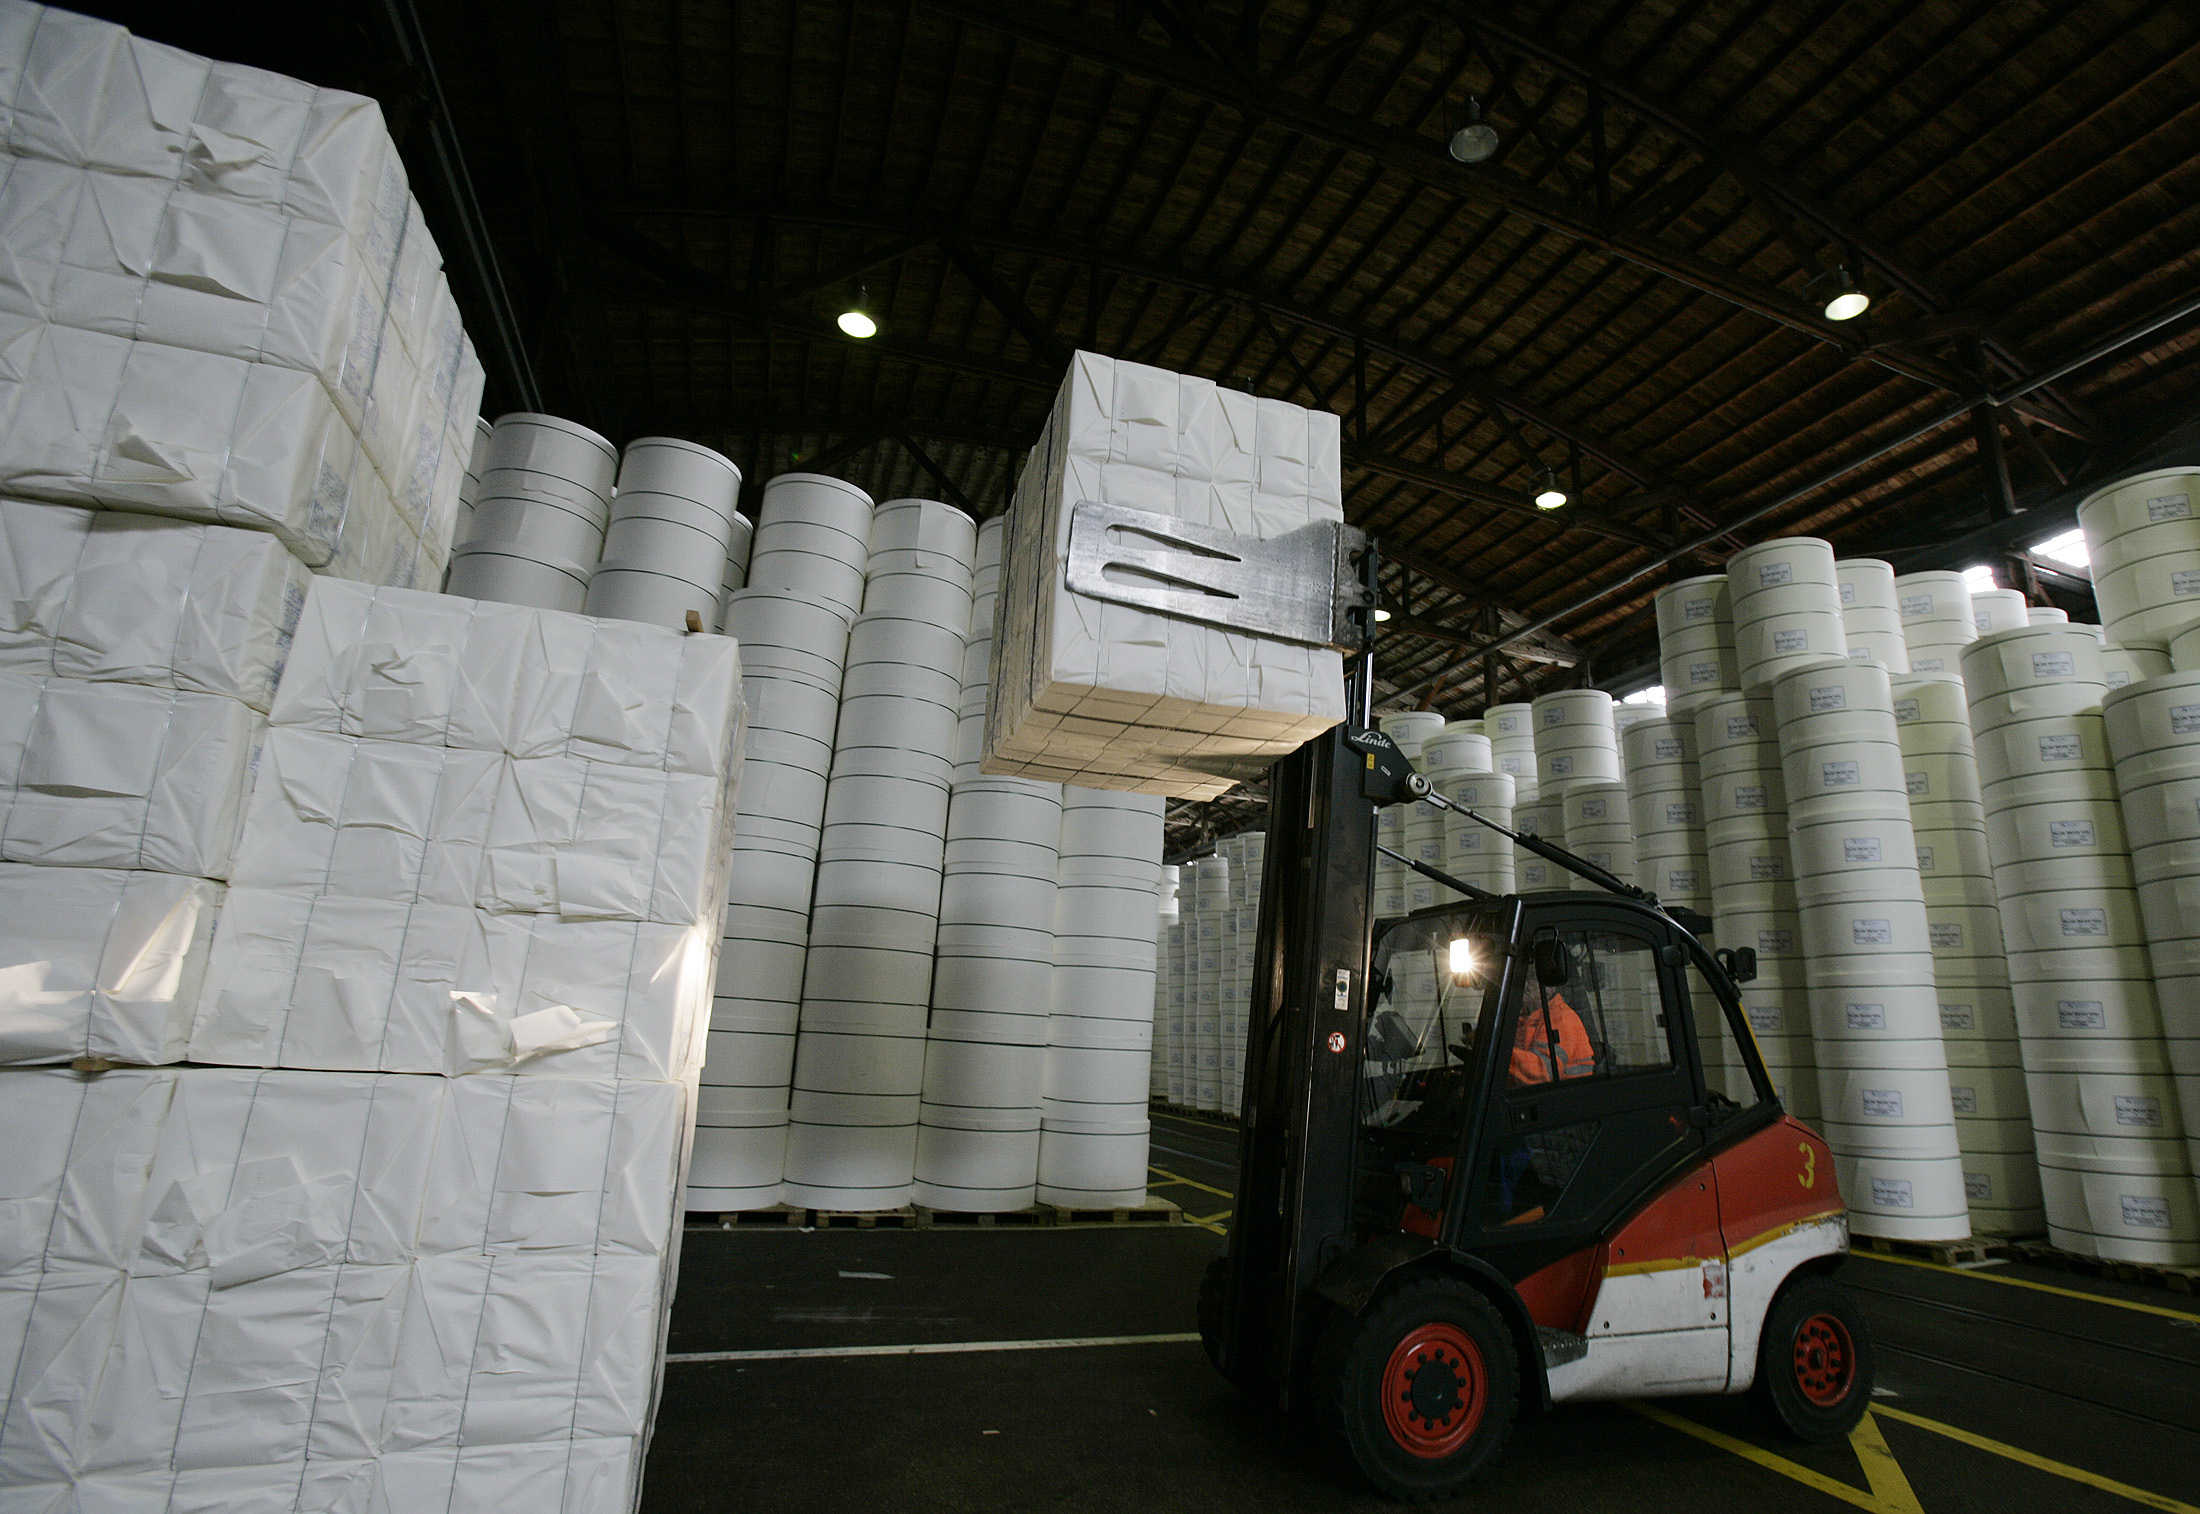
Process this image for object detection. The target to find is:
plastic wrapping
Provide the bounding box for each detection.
[0,863,219,1063]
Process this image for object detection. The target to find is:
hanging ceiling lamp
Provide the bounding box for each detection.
[837,284,878,339]
[1821,265,1870,322]
[1533,467,1567,510]
[1449,97,1500,164]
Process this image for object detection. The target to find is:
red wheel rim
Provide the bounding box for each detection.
[1380,1322,1486,1458]
[1791,1311,1856,1407]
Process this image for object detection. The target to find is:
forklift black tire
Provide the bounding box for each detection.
[1198,1256,1227,1373]
[1753,1274,1874,1443]
[1316,1275,1518,1501]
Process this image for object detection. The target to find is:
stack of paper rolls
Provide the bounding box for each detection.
[1623,718,1711,914]
[1561,781,1637,888]
[914,516,1063,1210]
[1190,853,1230,1110]
[1695,690,1818,1119]
[1894,570,1976,678]
[1772,655,1971,1241]
[1485,703,1539,800]
[1150,864,1180,1099]
[1964,623,2195,1261]
[1038,788,1164,1205]
[688,473,874,1209]
[1729,538,1849,692]
[1656,575,1739,716]
[1836,559,1909,670]
[1511,797,1568,894]
[583,436,743,630]
[445,412,614,612]
[1892,673,2040,1234]
[783,499,977,1210]
[2077,468,2200,654]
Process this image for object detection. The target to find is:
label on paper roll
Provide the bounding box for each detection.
[1810,685,1848,712]
[2107,671,2132,689]
[2031,651,2075,678]
[1852,919,1892,944]
[1916,845,1936,870]
[2147,493,2191,521]
[1750,855,1785,879]
[1846,1003,1885,1029]
[1907,771,1929,795]
[1930,923,1963,947]
[1759,562,1794,588]
[1901,594,1934,617]
[1747,1004,1782,1031]
[2059,1001,2106,1029]
[1893,698,1921,722]
[1844,837,1884,863]
[2049,819,2096,848]
[1689,661,1719,685]
[1848,647,1871,661]
[1840,582,1858,605]
[1758,928,1795,954]
[1726,715,1759,739]
[1871,1177,1915,1209]
[1686,596,1715,621]
[1735,784,1768,809]
[1975,611,1993,634]
[1501,756,1522,773]
[1666,869,1697,891]
[2123,1194,2172,1229]
[1774,629,1810,653]
[2115,1096,2162,1127]
[1498,715,1520,733]
[1940,1003,1974,1030]
[2060,908,2107,936]
[2175,570,2200,598]
[1665,802,1697,825]
[1415,841,1443,862]
[1580,798,1608,820]
[1912,656,1946,672]
[2039,734,2082,761]
[1551,755,1575,775]
[1523,863,1546,883]
[1822,761,1861,787]
[1966,1171,1993,1201]
[1544,706,1567,726]
[1950,1086,1977,1114]
[1457,832,1483,851]
[2173,704,2200,735]
[1654,737,1685,759]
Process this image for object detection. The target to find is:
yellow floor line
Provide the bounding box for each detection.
[1849,1250,2200,1322]
[1146,1165,1234,1201]
[1872,1404,2200,1514]
[1626,1401,1902,1513]
[1850,1409,1927,1514]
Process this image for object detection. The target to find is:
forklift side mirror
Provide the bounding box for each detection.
[1716,946,1758,984]
[1531,937,1570,987]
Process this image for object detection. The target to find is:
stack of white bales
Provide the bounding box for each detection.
[1189,853,1230,1109]
[1771,651,1971,1241]
[985,350,1346,798]
[1695,689,1816,1118]
[0,6,485,591]
[1967,623,2198,1261]
[448,413,615,612]
[1623,719,1711,914]
[1220,830,1267,1106]
[14,578,744,1509]
[584,437,745,631]
[689,473,873,1210]
[784,499,975,1211]
[2102,672,2200,1257]
[1039,788,1164,1204]
[1150,864,1180,1099]
[915,515,1062,1210]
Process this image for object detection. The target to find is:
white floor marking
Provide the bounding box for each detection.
[666,1331,1202,1363]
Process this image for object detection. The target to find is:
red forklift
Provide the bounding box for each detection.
[1071,504,1874,1500]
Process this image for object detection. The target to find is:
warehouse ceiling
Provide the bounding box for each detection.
[102,0,2200,849]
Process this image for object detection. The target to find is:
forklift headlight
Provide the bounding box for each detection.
[1447,937,1476,980]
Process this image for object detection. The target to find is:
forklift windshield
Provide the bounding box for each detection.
[1361,906,1505,1134]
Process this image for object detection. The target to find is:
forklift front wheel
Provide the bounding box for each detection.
[1753,1274,1874,1443]
[1318,1275,1518,1501]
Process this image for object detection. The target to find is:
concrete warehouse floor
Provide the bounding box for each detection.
[642,1111,2200,1513]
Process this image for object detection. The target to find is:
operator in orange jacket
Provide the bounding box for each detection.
[1510,954,1596,1084]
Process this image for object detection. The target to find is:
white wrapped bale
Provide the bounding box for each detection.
[985,351,1346,799]
[0,498,309,707]
[0,1065,689,1511]
[0,864,219,1064]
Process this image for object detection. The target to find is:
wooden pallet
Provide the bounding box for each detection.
[702,1204,808,1228]
[806,1206,922,1229]
[913,1205,1051,1228]
[1852,1233,2006,1267]
[2005,1239,2200,1296]
[1149,1100,1240,1128]
[1044,1197,1184,1227]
